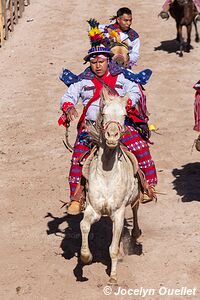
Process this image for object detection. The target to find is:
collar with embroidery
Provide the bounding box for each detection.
[107,23,139,42]
[59,63,152,87]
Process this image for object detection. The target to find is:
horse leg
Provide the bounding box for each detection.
[109,206,125,285]
[177,24,184,57]
[176,22,180,42]
[193,20,200,42]
[186,24,192,52]
[80,204,101,264]
[131,200,141,240]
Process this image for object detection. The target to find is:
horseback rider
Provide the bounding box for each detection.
[58,43,157,215]
[159,0,200,21]
[99,7,140,68]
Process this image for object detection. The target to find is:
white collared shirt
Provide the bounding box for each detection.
[60,73,141,121]
[99,24,140,66]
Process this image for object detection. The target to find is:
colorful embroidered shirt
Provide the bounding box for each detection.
[60,67,141,121]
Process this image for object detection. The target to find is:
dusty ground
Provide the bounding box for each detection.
[0,0,200,299]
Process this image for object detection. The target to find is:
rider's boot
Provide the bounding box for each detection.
[67,200,82,215]
[141,185,157,204]
[67,179,86,215]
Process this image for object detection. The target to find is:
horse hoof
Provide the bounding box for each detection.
[108,277,118,285]
[185,45,191,53]
[195,37,200,43]
[179,52,183,57]
[80,253,93,265]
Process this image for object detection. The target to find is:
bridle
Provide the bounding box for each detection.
[102,120,126,138]
[103,120,123,131]
[110,42,129,67]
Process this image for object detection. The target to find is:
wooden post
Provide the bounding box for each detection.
[9,0,14,31]
[2,0,8,40]
[21,0,24,11]
[18,0,22,18]
[0,0,4,46]
[14,0,18,24]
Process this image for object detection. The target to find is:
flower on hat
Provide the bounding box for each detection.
[87,18,106,47]
[89,27,105,46]
[84,18,113,62]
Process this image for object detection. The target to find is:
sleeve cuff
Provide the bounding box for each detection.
[62,102,74,113]
[126,98,134,110]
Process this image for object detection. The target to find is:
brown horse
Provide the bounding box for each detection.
[169,0,199,56]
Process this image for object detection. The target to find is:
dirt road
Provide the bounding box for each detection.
[0,0,200,299]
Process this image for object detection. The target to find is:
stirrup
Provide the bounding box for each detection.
[141,186,157,204]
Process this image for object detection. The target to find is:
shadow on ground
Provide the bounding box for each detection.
[45,212,142,281]
[172,162,200,202]
[154,39,193,54]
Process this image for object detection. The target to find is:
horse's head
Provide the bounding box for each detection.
[110,43,130,68]
[100,88,128,149]
[106,29,130,67]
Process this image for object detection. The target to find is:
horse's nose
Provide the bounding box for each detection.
[114,58,125,67]
[105,129,120,140]
[116,61,125,67]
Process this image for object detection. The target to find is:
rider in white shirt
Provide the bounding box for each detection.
[99,7,140,67]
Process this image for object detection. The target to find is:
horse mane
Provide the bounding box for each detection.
[87,112,102,146]
[110,41,129,50]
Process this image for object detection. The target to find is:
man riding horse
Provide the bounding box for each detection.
[58,31,157,214]
[99,7,140,68]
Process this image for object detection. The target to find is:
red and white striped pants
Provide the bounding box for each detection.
[68,126,157,197]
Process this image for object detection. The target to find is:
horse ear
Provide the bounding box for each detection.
[101,88,110,105]
[100,88,107,110]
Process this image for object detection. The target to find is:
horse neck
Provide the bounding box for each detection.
[97,142,121,172]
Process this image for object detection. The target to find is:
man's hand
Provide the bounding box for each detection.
[66,107,78,121]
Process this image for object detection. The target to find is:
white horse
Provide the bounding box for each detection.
[80,88,141,284]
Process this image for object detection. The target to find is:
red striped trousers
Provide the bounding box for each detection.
[68,126,157,196]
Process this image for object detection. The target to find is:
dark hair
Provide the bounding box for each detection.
[117,7,132,17]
